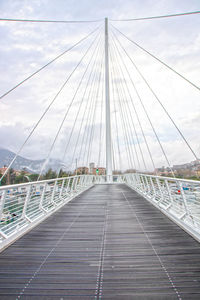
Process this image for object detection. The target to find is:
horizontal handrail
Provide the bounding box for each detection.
[124,173,200,242]
[0,175,94,251]
[135,173,200,184]
[1,173,200,251]
[0,174,94,190]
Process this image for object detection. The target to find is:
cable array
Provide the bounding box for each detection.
[111,10,200,21]
[0,15,199,180]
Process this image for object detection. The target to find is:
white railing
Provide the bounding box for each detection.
[1,173,200,251]
[93,174,125,183]
[0,175,94,251]
[124,173,200,242]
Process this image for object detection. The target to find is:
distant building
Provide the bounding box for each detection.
[155,159,200,178]
[89,162,95,174]
[0,166,21,176]
[75,167,89,175]
[93,167,106,175]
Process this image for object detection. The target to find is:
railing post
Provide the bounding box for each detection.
[132,173,138,189]
[82,176,86,186]
[71,177,76,194]
[79,176,83,187]
[178,181,195,224]
[39,183,47,212]
[149,177,156,200]
[0,190,6,221]
[164,179,174,209]
[51,180,58,206]
[59,179,66,199]
[144,176,150,196]
[66,178,71,193]
[140,175,146,194]
[21,185,32,222]
[0,190,8,239]
[156,177,165,206]
[74,177,78,191]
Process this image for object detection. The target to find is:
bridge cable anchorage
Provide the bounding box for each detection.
[110,10,200,21]
[0,17,103,23]
[111,29,199,162]
[69,35,104,172]
[0,26,102,184]
[110,60,137,171]
[111,30,175,176]
[110,38,148,172]
[55,31,104,177]
[111,25,200,92]
[0,25,101,101]
[37,30,103,180]
[110,32,157,173]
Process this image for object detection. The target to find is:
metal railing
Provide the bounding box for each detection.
[124,173,200,242]
[93,174,125,183]
[1,173,200,251]
[0,175,94,251]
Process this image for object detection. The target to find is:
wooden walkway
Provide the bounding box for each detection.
[0,184,200,299]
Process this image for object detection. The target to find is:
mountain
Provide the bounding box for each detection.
[0,148,63,174]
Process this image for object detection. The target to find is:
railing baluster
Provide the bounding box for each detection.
[177,181,195,224]
[21,185,32,222]
[59,179,66,199]
[164,179,173,209]
[0,190,6,221]
[39,183,47,212]
[51,180,58,206]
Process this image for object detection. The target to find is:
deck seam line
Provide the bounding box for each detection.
[16,203,88,299]
[122,191,182,300]
[95,202,108,300]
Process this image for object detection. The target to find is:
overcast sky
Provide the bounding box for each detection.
[0,0,200,172]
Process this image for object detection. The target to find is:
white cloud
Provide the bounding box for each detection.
[0,0,199,172]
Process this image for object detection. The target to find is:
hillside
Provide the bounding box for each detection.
[0,148,63,174]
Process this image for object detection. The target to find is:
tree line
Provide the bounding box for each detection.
[0,168,73,186]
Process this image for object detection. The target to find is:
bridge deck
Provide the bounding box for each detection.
[0,184,200,299]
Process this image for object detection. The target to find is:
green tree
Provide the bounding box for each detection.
[0,173,7,186]
[43,168,57,180]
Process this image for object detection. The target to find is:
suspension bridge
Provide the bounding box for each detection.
[0,14,200,299]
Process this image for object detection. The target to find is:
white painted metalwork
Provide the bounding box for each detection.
[124,173,200,242]
[1,173,200,251]
[105,17,112,180]
[0,175,94,251]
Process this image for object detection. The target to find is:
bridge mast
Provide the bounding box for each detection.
[105,17,112,180]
